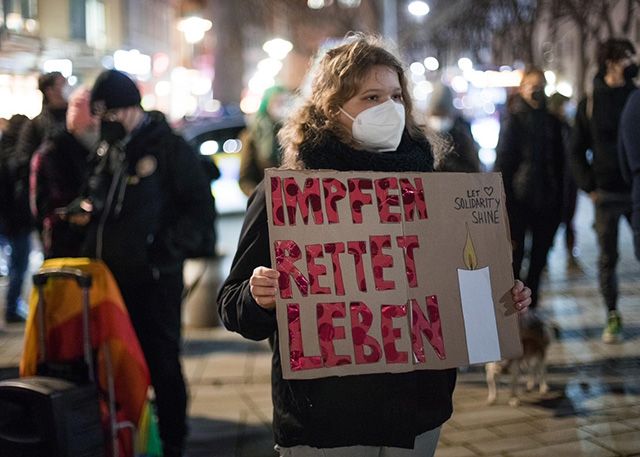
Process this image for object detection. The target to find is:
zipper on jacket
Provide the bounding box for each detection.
[96,145,127,259]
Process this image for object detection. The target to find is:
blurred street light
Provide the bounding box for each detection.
[262,38,293,60]
[410,61,425,75]
[338,0,361,6]
[257,58,283,77]
[408,1,430,17]
[556,81,573,98]
[457,57,473,71]
[177,16,213,44]
[114,49,151,77]
[424,56,439,71]
[544,70,556,85]
[307,0,325,8]
[43,59,73,77]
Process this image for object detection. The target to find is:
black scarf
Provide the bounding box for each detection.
[298,130,434,173]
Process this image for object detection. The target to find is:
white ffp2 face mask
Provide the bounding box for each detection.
[340,99,405,152]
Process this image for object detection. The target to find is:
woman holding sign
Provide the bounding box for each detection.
[218,33,531,456]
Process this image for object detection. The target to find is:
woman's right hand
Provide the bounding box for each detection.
[249,266,279,309]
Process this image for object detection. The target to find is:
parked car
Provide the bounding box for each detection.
[177,109,248,215]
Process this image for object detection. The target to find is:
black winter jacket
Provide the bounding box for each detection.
[218,131,456,449]
[16,105,67,166]
[30,131,90,258]
[571,76,636,194]
[495,95,565,214]
[618,89,640,258]
[0,114,30,235]
[81,111,216,281]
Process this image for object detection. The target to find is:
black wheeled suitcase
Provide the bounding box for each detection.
[0,268,105,457]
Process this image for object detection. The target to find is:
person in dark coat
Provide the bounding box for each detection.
[77,70,216,457]
[571,38,637,343]
[426,83,481,173]
[495,67,565,309]
[217,34,532,457]
[618,89,640,261]
[30,87,98,259]
[0,113,30,323]
[548,92,581,269]
[16,72,69,168]
[238,85,291,196]
[0,72,69,323]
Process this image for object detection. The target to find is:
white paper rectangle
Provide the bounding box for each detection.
[457,267,501,364]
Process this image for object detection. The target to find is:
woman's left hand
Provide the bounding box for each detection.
[511,279,532,312]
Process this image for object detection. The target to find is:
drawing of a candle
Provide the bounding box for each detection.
[457,225,501,364]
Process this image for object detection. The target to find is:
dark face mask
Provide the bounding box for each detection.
[624,63,639,80]
[531,88,546,108]
[100,120,126,145]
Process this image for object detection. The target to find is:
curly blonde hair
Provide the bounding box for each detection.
[278,33,422,169]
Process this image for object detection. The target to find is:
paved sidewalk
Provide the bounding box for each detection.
[1,194,639,456]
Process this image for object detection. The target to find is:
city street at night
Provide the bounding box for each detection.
[2,194,639,456]
[1,1,640,456]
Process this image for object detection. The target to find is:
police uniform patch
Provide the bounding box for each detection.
[136,155,157,178]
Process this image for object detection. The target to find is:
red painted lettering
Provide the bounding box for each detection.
[316,302,352,367]
[374,178,401,223]
[283,177,323,225]
[348,178,373,224]
[322,178,347,224]
[350,301,382,364]
[396,235,420,288]
[324,242,346,296]
[347,241,368,292]
[370,235,395,291]
[410,296,446,363]
[400,178,428,221]
[274,240,309,299]
[287,303,323,371]
[380,304,408,363]
[306,244,330,295]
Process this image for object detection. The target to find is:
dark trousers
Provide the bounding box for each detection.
[594,198,632,312]
[5,231,31,317]
[116,271,188,456]
[562,179,578,254]
[510,205,561,308]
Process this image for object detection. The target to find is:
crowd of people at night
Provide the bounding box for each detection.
[0,32,638,457]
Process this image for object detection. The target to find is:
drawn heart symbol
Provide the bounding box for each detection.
[483,187,494,196]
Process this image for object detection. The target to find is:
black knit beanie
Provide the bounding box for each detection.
[90,69,141,114]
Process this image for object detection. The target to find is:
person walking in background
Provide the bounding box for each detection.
[30,87,99,259]
[238,85,292,196]
[0,72,70,323]
[218,34,532,457]
[426,83,480,173]
[548,92,581,270]
[495,67,565,310]
[0,114,30,323]
[76,70,216,456]
[618,89,640,261]
[571,38,637,344]
[15,72,69,166]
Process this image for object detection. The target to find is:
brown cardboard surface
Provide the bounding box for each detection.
[265,169,521,380]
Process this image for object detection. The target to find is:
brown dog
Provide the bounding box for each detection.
[485,310,552,406]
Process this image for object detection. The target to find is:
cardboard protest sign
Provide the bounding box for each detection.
[265,169,521,380]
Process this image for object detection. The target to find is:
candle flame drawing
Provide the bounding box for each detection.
[463,224,478,270]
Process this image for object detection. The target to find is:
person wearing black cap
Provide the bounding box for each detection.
[79,69,216,456]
